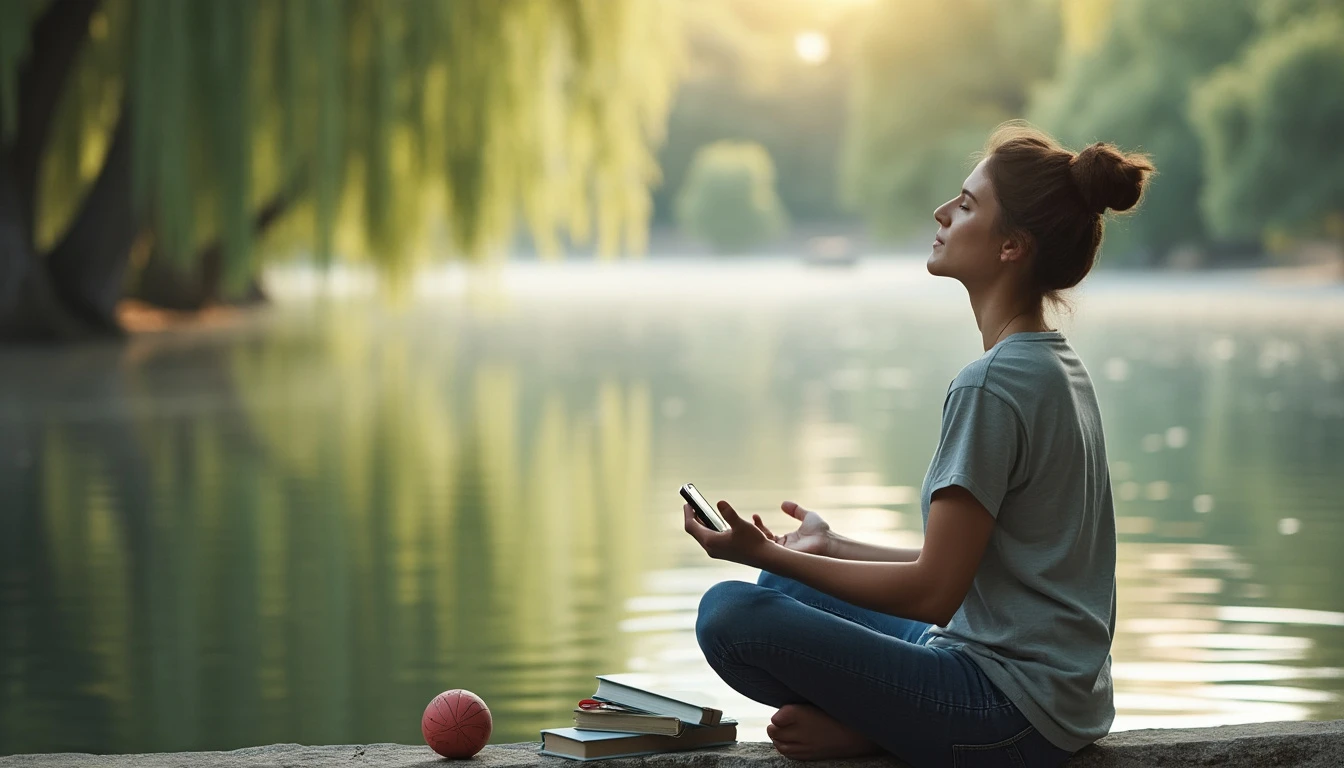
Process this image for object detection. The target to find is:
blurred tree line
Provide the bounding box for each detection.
[841,0,1344,265]
[661,0,1343,265]
[675,140,787,254]
[4,0,1341,345]
[0,0,675,342]
[651,0,867,229]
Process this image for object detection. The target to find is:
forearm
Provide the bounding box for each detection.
[826,532,921,563]
[756,544,944,624]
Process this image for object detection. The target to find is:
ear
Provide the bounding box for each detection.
[998,230,1032,264]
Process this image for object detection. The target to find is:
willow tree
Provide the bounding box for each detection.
[0,0,677,342]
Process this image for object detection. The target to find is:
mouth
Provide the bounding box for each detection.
[933,235,945,247]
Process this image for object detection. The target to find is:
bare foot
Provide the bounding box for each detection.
[765,703,884,761]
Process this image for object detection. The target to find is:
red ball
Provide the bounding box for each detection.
[422,689,492,759]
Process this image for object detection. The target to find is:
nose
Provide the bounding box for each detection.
[934,199,951,228]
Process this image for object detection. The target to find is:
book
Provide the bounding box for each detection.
[591,674,724,726]
[572,707,687,736]
[539,723,737,761]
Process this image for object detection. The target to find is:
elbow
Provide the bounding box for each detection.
[904,561,971,626]
[920,603,956,628]
[916,590,963,627]
[893,562,967,626]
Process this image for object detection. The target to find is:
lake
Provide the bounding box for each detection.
[2,257,1342,755]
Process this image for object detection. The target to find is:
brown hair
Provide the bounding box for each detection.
[980,121,1155,306]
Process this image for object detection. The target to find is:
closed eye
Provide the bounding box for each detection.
[958,204,969,211]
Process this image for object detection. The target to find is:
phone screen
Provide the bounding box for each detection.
[681,483,729,532]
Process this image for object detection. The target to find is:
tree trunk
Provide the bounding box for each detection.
[0,0,123,343]
[131,248,269,312]
[13,0,101,251]
[129,246,215,312]
[0,153,97,342]
[44,110,138,335]
[129,183,300,311]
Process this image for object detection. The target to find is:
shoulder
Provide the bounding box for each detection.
[947,339,1072,407]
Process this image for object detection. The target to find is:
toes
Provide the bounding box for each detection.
[771,704,802,727]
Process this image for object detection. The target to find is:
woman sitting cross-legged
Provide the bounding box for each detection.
[683,121,1153,768]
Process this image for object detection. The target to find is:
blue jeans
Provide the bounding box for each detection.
[695,571,1074,768]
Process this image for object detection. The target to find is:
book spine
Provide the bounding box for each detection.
[539,741,736,762]
[592,678,724,726]
[592,695,713,725]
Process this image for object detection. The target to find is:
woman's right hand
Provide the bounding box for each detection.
[752,501,834,557]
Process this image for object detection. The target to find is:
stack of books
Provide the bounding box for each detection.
[539,675,737,761]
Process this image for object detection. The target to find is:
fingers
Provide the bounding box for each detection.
[752,514,776,540]
[683,503,708,544]
[781,500,806,520]
[717,499,745,527]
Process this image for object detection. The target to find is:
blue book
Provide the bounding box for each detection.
[591,674,724,726]
[539,723,738,761]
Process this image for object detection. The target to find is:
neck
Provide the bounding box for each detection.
[967,282,1049,351]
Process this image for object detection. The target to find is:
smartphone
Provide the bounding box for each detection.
[680,483,730,532]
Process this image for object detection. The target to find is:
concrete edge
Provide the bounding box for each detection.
[2,720,1342,767]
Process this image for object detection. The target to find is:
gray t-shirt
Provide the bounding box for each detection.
[920,331,1116,753]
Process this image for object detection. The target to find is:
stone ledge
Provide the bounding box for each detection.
[3,720,1342,767]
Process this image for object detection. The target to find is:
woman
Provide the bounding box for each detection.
[683,121,1154,767]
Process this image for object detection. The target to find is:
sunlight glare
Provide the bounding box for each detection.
[795,31,831,64]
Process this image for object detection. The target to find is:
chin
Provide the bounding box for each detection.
[926,249,948,277]
[927,251,971,288]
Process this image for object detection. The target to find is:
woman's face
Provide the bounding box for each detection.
[928,158,1009,284]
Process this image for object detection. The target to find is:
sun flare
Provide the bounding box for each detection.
[794,31,831,64]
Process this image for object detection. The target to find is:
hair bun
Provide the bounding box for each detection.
[1069,142,1154,214]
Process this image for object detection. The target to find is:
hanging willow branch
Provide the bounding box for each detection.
[7,0,679,296]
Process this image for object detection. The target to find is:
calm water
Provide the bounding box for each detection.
[2,257,1343,756]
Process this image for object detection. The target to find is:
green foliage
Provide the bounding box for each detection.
[651,0,864,226]
[0,1,42,142]
[1257,0,1344,27]
[844,0,1344,263]
[1191,11,1344,241]
[20,0,677,295]
[1030,0,1260,263]
[33,0,128,252]
[842,0,1059,240]
[675,140,787,254]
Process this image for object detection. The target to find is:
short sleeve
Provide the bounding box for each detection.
[925,386,1024,518]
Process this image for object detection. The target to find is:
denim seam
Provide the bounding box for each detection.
[951,725,1035,768]
[723,639,1018,713]
[952,724,1035,751]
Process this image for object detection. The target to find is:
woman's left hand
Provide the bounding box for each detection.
[683,499,774,568]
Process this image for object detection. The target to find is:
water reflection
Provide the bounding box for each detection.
[1,319,655,754]
[2,259,1343,754]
